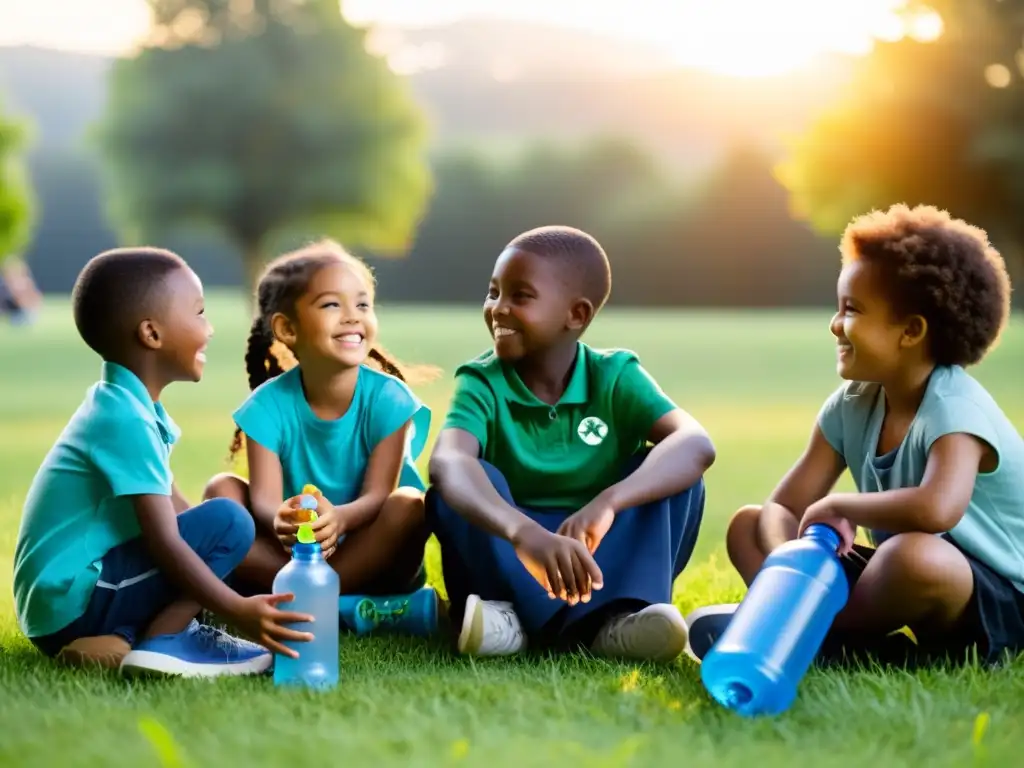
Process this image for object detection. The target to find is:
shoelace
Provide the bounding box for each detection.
[195,624,241,656]
[596,613,632,647]
[491,604,522,639]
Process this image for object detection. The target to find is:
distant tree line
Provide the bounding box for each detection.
[21,136,844,308]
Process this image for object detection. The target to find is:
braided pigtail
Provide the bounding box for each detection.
[229,316,284,459]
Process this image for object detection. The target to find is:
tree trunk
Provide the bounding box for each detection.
[241,240,266,316]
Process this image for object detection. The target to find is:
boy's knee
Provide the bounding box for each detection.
[202,498,256,551]
[203,473,248,505]
[477,460,513,499]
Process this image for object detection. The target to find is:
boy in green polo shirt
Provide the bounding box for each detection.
[427,226,715,661]
[14,247,312,676]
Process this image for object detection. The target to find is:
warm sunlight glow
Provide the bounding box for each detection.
[0,0,150,54]
[0,0,941,79]
[345,0,927,79]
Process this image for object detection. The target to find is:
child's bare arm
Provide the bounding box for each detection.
[807,433,984,534]
[335,421,410,532]
[599,408,715,512]
[246,438,285,530]
[133,494,314,656]
[429,428,537,542]
[761,424,847,550]
[429,427,604,602]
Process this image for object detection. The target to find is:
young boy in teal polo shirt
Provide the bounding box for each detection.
[14,248,312,676]
[427,226,715,661]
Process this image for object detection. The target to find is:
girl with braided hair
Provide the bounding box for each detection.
[205,240,441,637]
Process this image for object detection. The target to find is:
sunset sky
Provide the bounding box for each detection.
[0,0,941,77]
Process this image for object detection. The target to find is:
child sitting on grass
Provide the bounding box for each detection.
[427,225,715,661]
[13,248,312,676]
[686,204,1024,667]
[205,240,441,637]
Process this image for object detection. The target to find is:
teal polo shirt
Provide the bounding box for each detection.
[442,342,678,509]
[13,362,179,638]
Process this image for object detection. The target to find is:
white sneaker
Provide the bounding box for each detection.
[457,594,527,656]
[591,603,689,662]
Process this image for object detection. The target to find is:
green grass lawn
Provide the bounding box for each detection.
[2,297,1023,767]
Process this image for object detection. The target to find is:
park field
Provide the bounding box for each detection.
[1,297,1023,767]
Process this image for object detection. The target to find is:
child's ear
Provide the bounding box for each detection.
[270,312,298,347]
[900,314,928,349]
[566,298,594,332]
[137,319,162,350]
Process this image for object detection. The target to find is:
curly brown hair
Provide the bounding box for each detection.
[228,239,437,459]
[840,204,1012,367]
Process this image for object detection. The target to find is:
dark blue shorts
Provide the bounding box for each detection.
[30,498,254,657]
[426,451,706,645]
[842,535,1024,665]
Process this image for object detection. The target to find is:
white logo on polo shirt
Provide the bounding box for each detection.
[577,416,609,446]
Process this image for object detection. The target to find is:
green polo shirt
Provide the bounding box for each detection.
[442,342,678,510]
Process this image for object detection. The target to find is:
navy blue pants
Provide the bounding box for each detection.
[31,499,255,657]
[426,454,705,645]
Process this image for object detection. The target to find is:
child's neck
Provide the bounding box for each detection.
[299,359,360,420]
[880,360,936,418]
[115,353,170,402]
[515,339,579,405]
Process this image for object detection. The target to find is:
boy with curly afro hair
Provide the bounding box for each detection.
[686,204,1024,667]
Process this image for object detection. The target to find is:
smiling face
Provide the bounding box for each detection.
[830,259,922,382]
[483,247,588,362]
[154,266,213,383]
[277,262,378,369]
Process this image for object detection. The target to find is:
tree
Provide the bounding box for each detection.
[0,100,33,263]
[95,0,431,297]
[777,0,1024,266]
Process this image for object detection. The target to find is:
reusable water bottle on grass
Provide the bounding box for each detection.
[700,523,850,717]
[272,492,340,689]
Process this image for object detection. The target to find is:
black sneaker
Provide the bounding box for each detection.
[683,603,738,662]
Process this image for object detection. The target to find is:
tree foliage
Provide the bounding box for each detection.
[95,0,431,288]
[0,101,33,262]
[778,0,1024,262]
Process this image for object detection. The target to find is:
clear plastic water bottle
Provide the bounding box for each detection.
[700,523,850,717]
[272,494,339,689]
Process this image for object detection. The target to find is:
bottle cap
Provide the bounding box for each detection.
[296,493,318,545]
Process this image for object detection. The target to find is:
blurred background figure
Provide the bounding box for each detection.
[0,259,41,326]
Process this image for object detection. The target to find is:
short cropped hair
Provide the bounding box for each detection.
[508,225,612,311]
[71,247,187,361]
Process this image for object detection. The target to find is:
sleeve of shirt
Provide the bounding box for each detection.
[89,413,173,498]
[233,387,284,454]
[441,370,495,452]
[367,376,432,460]
[922,395,1001,458]
[612,357,679,445]
[816,385,847,456]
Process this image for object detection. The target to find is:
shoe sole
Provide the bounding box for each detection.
[120,650,273,678]
[457,594,484,654]
[682,603,740,663]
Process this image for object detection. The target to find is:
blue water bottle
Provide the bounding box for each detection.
[272,494,340,689]
[700,523,850,717]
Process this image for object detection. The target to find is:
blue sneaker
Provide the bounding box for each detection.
[120,620,272,678]
[339,587,439,637]
[683,603,738,662]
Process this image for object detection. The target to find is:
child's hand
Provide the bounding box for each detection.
[273,496,309,550]
[799,498,856,556]
[557,494,616,554]
[231,593,314,658]
[511,524,604,606]
[309,505,344,560]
